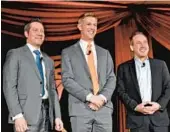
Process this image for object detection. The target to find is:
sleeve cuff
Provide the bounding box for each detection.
[159,104,163,111]
[99,94,107,103]
[12,113,23,121]
[86,93,93,101]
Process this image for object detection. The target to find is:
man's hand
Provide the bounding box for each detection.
[135,102,161,115]
[144,102,161,114]
[135,102,151,114]
[88,103,99,111]
[14,117,28,132]
[89,95,105,108]
[55,118,63,131]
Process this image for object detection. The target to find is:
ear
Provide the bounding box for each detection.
[24,31,28,38]
[130,45,134,52]
[77,23,82,31]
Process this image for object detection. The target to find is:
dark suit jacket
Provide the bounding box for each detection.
[3,45,61,129]
[117,58,170,129]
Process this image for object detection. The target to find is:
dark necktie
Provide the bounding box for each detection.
[33,50,45,96]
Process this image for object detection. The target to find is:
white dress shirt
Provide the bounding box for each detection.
[134,57,152,102]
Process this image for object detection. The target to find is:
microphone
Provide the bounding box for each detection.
[141,62,145,68]
[40,57,43,61]
[87,50,91,55]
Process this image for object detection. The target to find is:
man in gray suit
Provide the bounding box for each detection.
[3,18,63,132]
[61,13,116,132]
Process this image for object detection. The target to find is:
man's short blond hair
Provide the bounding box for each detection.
[78,12,98,24]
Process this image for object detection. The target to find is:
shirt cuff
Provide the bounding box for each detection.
[158,104,163,111]
[12,113,23,121]
[86,93,93,101]
[99,94,107,103]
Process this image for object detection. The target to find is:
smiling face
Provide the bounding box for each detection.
[24,22,45,49]
[78,16,97,42]
[130,33,149,60]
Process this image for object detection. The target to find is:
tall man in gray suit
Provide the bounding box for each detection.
[61,13,116,132]
[3,18,63,132]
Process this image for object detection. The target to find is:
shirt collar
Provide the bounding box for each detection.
[134,56,149,66]
[79,39,95,49]
[27,43,41,53]
[27,43,43,57]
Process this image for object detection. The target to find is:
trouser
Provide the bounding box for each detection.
[14,99,51,132]
[70,114,112,132]
[130,116,168,132]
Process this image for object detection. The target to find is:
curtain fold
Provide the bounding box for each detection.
[115,18,137,132]
[2,1,130,41]
[135,9,170,50]
[2,1,170,51]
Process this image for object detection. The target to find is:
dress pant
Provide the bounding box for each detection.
[70,113,112,132]
[14,99,51,132]
[130,116,168,132]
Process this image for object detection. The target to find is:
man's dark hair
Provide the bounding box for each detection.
[129,30,148,45]
[24,18,44,33]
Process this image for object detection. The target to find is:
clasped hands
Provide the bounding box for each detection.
[135,101,161,115]
[88,95,105,111]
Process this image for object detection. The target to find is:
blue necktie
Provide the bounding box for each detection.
[33,50,45,96]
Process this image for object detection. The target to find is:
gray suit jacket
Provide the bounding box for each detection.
[3,45,61,128]
[61,42,116,116]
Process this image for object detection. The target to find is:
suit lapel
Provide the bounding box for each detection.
[149,59,156,100]
[129,59,141,97]
[23,45,41,80]
[74,42,101,89]
[73,43,91,77]
[41,53,50,89]
[95,45,101,87]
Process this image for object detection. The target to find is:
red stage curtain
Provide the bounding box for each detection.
[136,10,170,50]
[1,1,129,41]
[2,2,170,49]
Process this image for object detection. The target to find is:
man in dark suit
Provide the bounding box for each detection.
[3,18,63,132]
[117,31,170,132]
[61,13,116,132]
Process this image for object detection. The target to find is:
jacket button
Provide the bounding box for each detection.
[40,82,42,84]
[40,94,42,97]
